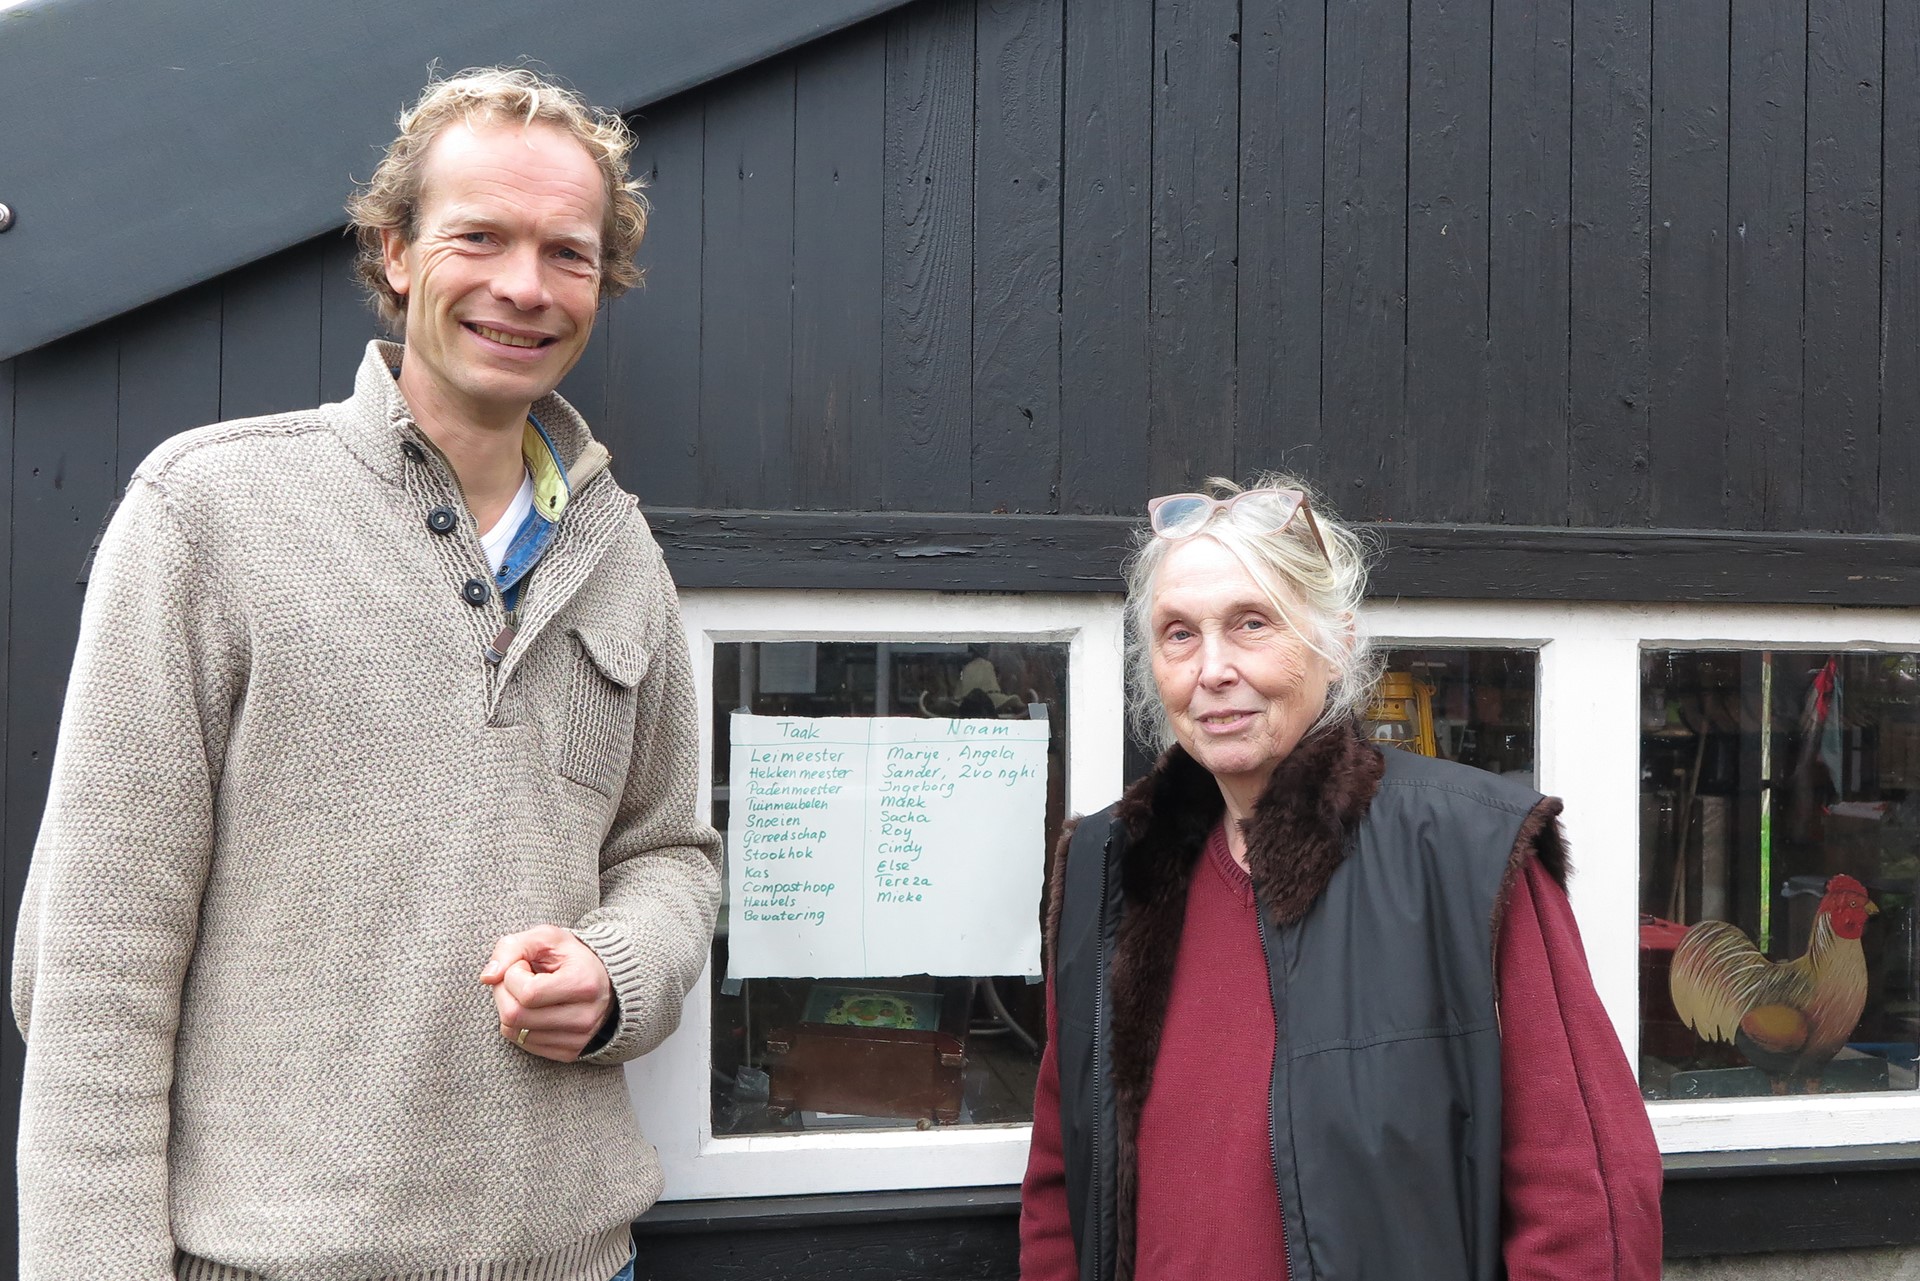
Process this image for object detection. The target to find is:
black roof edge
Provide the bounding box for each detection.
[0,0,918,362]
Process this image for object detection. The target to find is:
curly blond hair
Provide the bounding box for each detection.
[346,67,648,333]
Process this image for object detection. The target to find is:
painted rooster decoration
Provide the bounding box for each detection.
[1669,874,1877,1092]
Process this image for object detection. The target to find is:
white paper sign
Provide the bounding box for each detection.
[726,713,1050,980]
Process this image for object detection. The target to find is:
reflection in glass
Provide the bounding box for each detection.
[708,642,1067,1136]
[1369,648,1538,785]
[1639,650,1920,1100]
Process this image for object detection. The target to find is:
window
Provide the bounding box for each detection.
[708,640,1067,1136]
[625,590,1124,1199]
[1366,602,1920,1153]
[1369,646,1539,786]
[628,594,1920,1201]
[1639,649,1920,1103]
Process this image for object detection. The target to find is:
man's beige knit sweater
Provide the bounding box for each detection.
[11,342,722,1281]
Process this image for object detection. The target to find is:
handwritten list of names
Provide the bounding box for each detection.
[725,713,1050,979]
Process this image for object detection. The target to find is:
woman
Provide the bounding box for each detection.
[1020,477,1662,1281]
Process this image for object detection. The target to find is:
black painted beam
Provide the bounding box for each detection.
[648,510,1140,592]
[0,0,917,362]
[637,1185,1021,1233]
[645,510,1920,606]
[634,1214,1018,1281]
[1664,1144,1920,1258]
[1372,524,1920,605]
[632,1188,1019,1281]
[626,1150,1920,1272]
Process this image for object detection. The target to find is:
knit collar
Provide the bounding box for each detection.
[1201,820,1256,908]
[333,340,608,491]
[1112,721,1385,930]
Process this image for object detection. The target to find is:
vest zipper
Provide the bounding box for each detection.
[1255,898,1300,1281]
[1092,831,1112,1281]
[1268,1074,1296,1281]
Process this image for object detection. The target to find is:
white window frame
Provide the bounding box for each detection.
[1367,598,1920,1155]
[631,591,1920,1200]
[625,588,1127,1200]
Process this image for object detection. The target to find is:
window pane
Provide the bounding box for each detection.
[709,642,1066,1135]
[1639,650,1920,1100]
[1368,648,1538,786]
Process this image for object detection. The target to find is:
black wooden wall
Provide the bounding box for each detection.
[1,0,1917,1260]
[574,0,1920,533]
[9,0,1913,538]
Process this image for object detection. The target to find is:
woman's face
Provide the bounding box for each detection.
[1149,536,1337,794]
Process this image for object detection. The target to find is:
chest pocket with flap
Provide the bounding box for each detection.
[557,626,648,796]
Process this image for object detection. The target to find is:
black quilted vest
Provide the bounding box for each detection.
[1051,746,1541,1281]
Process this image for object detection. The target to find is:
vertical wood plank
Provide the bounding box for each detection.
[219,240,326,421]
[1406,0,1492,521]
[1320,0,1409,520]
[1485,0,1572,525]
[1058,0,1152,514]
[883,0,975,511]
[1646,0,1729,527]
[1802,0,1882,532]
[1237,0,1327,486]
[0,353,16,1261]
[698,62,798,510]
[1567,0,1652,525]
[793,24,888,511]
[116,285,223,481]
[1148,0,1241,494]
[6,331,119,1063]
[1725,0,1806,529]
[612,100,706,507]
[1883,0,1920,535]
[556,305,612,431]
[319,229,380,405]
[972,0,1064,514]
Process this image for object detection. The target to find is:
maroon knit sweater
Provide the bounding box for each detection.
[1020,822,1663,1280]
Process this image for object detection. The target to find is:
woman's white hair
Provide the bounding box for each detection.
[1123,472,1381,752]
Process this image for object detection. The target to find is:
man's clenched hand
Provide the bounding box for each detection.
[481,925,614,1062]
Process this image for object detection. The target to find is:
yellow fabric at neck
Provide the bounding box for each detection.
[522,421,570,522]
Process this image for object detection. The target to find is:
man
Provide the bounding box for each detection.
[11,68,720,1281]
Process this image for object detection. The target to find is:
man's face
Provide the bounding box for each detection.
[382,120,605,425]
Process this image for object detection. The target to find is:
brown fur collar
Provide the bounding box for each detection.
[1111,721,1386,930]
[1492,795,1570,966]
[1102,722,1383,1279]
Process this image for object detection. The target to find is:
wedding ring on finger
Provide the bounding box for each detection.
[515,1026,530,1048]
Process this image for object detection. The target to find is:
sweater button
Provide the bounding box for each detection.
[462,578,490,607]
[401,440,427,463]
[426,506,458,535]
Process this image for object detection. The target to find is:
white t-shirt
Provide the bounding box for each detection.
[479,471,535,575]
